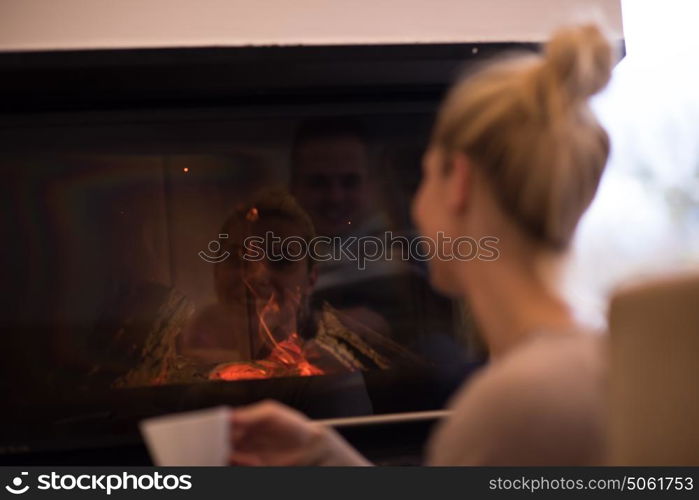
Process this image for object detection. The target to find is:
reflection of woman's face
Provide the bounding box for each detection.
[214,216,315,341]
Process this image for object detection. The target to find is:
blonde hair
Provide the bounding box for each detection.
[433,24,614,250]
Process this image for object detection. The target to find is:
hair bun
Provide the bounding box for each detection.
[544,24,614,101]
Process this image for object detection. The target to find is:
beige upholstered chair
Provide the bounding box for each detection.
[608,272,699,465]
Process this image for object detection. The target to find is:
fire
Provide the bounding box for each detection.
[210,332,324,381]
[209,273,325,382]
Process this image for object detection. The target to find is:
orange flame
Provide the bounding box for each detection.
[210,272,325,381]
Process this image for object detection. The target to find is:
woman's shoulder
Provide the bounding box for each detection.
[427,333,607,465]
[487,332,606,391]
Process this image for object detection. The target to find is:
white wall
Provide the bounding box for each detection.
[563,0,699,327]
[0,0,622,51]
[621,0,699,58]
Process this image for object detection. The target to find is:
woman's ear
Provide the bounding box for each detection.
[446,152,472,214]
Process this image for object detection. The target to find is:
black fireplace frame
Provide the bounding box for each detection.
[0,42,539,114]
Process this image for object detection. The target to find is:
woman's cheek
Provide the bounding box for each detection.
[411,182,429,237]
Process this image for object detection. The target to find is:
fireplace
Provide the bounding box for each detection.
[0,41,535,464]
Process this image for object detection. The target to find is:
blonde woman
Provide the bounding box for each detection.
[228,24,614,466]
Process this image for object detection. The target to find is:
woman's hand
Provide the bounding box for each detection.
[229,400,371,466]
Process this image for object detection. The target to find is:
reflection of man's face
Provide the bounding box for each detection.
[214,217,315,346]
[292,136,371,237]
